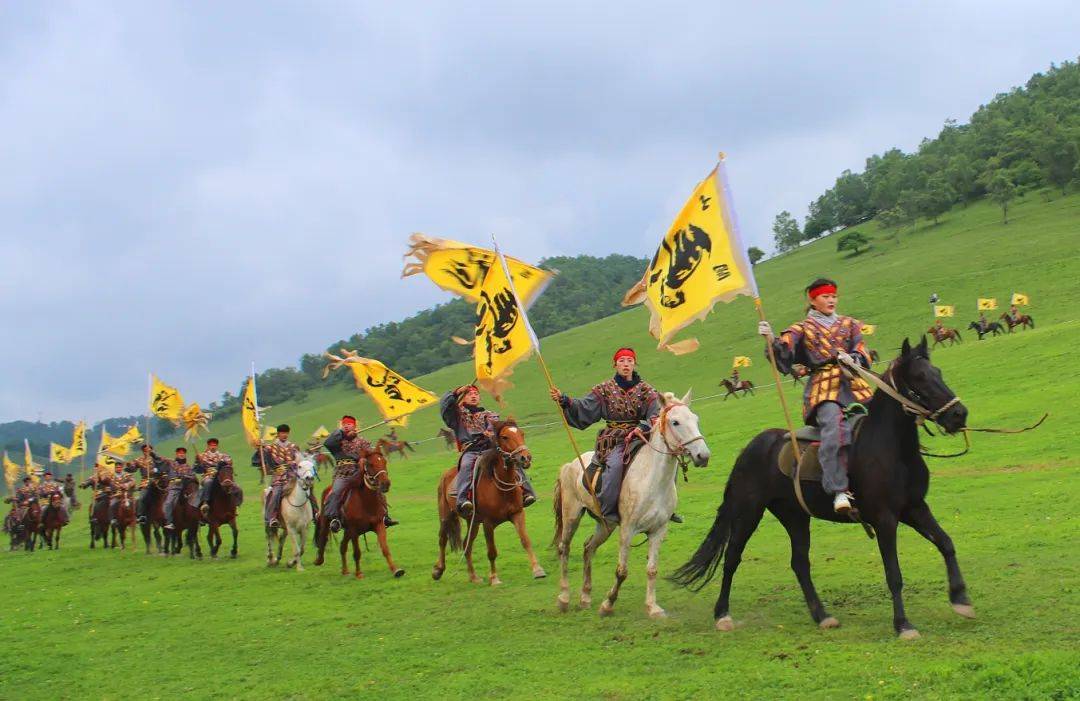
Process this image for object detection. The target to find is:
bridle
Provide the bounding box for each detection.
[847,358,961,429]
[361,455,389,492]
[650,402,706,458]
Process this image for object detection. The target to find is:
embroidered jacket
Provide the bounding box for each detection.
[323,430,371,474]
[440,390,499,452]
[559,375,661,463]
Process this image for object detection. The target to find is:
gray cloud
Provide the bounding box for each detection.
[1,1,1077,421]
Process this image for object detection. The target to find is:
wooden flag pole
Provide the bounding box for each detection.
[754,297,803,465]
[145,373,153,449]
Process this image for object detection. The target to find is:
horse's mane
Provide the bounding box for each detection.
[490,418,519,434]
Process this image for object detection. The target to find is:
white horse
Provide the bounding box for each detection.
[553,391,710,618]
[264,454,316,570]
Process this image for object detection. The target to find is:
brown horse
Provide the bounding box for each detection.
[165,479,203,559]
[88,492,110,550]
[20,498,43,552]
[376,437,415,460]
[314,447,404,579]
[204,463,241,559]
[140,476,168,554]
[1000,312,1034,332]
[927,325,963,348]
[720,378,755,399]
[41,493,67,550]
[437,428,457,451]
[432,420,545,585]
[110,491,137,550]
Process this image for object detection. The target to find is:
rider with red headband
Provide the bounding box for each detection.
[322,415,398,532]
[758,277,873,513]
[549,348,667,524]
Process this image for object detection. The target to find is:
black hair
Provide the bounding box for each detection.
[276,424,291,433]
[207,438,219,444]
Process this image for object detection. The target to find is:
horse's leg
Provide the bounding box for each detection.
[599,527,632,616]
[265,529,275,566]
[463,520,483,584]
[714,505,765,631]
[874,517,918,639]
[581,522,614,609]
[556,495,585,612]
[375,523,404,577]
[901,502,974,618]
[352,532,363,579]
[339,530,350,575]
[643,524,669,619]
[229,518,238,559]
[483,522,500,586]
[510,510,545,579]
[770,504,836,628]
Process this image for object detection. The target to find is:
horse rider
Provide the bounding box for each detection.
[4,476,37,526]
[440,384,537,518]
[730,367,741,385]
[131,444,167,525]
[197,438,234,516]
[322,415,399,533]
[37,471,70,526]
[977,312,989,333]
[63,473,79,509]
[108,462,136,526]
[163,447,196,530]
[1007,304,1021,324]
[549,347,676,525]
[78,467,113,520]
[757,277,874,514]
[384,426,399,443]
[263,424,319,529]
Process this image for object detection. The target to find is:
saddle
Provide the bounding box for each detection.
[777,411,867,482]
[580,433,647,496]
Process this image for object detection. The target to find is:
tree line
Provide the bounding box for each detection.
[770,60,1080,253]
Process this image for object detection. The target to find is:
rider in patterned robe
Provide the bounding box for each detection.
[758,277,873,514]
[36,471,70,526]
[550,348,662,524]
[977,312,989,333]
[107,464,136,525]
[63,473,79,509]
[1007,305,1021,324]
[322,415,399,532]
[162,448,196,530]
[130,444,167,524]
[262,425,318,528]
[440,385,537,517]
[196,438,235,516]
[79,469,113,520]
[4,477,37,526]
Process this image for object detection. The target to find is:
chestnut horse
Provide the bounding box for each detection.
[21,498,43,552]
[314,447,404,579]
[140,476,169,554]
[41,493,67,550]
[927,325,962,348]
[720,378,755,399]
[1000,312,1034,332]
[204,463,241,559]
[432,420,544,585]
[110,490,137,550]
[165,479,203,559]
[376,437,415,460]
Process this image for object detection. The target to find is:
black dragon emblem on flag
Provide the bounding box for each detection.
[476,285,520,372]
[441,250,492,293]
[647,223,712,308]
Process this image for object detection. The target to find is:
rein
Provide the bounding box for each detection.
[647,402,704,479]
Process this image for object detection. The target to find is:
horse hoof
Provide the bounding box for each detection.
[951,603,976,619]
[598,602,614,617]
[393,569,405,578]
[715,615,735,632]
[648,607,667,620]
[490,577,502,587]
[533,567,547,579]
[230,553,237,559]
[557,598,570,613]
[898,628,921,641]
[579,596,592,609]
[819,617,840,629]
[296,565,304,572]
[341,570,349,576]
[355,573,364,580]
[469,576,483,584]
[431,567,444,581]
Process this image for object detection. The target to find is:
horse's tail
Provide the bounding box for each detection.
[669,482,734,591]
[405,442,415,452]
[1029,316,1035,328]
[437,478,462,552]
[550,477,564,549]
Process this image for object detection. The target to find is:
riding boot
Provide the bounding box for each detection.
[517,468,537,507]
[378,493,399,527]
[265,485,284,527]
[324,474,349,531]
[455,452,479,507]
[108,499,119,526]
[198,477,214,515]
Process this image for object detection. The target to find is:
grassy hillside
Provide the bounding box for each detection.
[3,192,1078,700]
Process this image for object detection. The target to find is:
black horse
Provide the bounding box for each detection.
[672,337,972,638]
[968,320,1004,340]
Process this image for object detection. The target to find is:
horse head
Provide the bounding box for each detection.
[657,390,710,467]
[492,420,531,471]
[889,336,968,434]
[294,454,317,491]
[361,448,390,494]
[215,462,236,489]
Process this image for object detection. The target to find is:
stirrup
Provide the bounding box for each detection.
[384,515,399,527]
[458,501,474,517]
[523,494,537,507]
[329,519,342,533]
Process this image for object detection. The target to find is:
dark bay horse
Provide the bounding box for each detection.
[673,337,973,639]
[21,498,43,552]
[165,479,203,559]
[376,437,415,460]
[314,447,404,579]
[720,378,755,399]
[42,493,67,550]
[1000,312,1034,332]
[87,491,110,550]
[204,463,241,559]
[140,476,168,554]
[110,490,136,550]
[969,321,1005,339]
[432,420,544,585]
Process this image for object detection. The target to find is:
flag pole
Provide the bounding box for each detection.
[252,363,268,484]
[145,373,153,449]
[490,235,598,511]
[754,298,803,464]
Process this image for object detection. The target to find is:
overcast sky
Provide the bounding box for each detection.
[1,2,1076,423]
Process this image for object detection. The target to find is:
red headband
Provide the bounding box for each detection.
[808,283,837,299]
[340,416,357,428]
[613,348,636,363]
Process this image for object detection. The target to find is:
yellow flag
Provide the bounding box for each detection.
[68,421,87,458]
[50,443,71,464]
[934,305,955,318]
[241,377,262,447]
[329,353,438,423]
[1011,292,1029,306]
[100,425,141,457]
[115,424,143,449]
[262,426,278,442]
[24,440,39,483]
[623,162,757,354]
[474,254,538,398]
[182,403,212,441]
[862,324,877,335]
[3,452,20,493]
[732,356,752,368]
[311,426,330,441]
[150,375,185,422]
[402,234,555,306]
[978,298,998,311]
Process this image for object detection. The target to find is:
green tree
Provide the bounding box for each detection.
[747,246,765,265]
[876,205,907,235]
[771,211,802,253]
[836,231,870,256]
[988,172,1016,223]
[945,155,977,204]
[1038,135,1079,194]
[917,175,956,224]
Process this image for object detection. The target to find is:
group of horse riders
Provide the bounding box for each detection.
[3,471,75,533]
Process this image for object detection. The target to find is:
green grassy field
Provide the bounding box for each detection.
[3,192,1079,700]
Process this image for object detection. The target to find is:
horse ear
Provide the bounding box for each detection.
[917,335,930,357]
[681,388,693,405]
[659,392,673,406]
[900,337,911,356]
